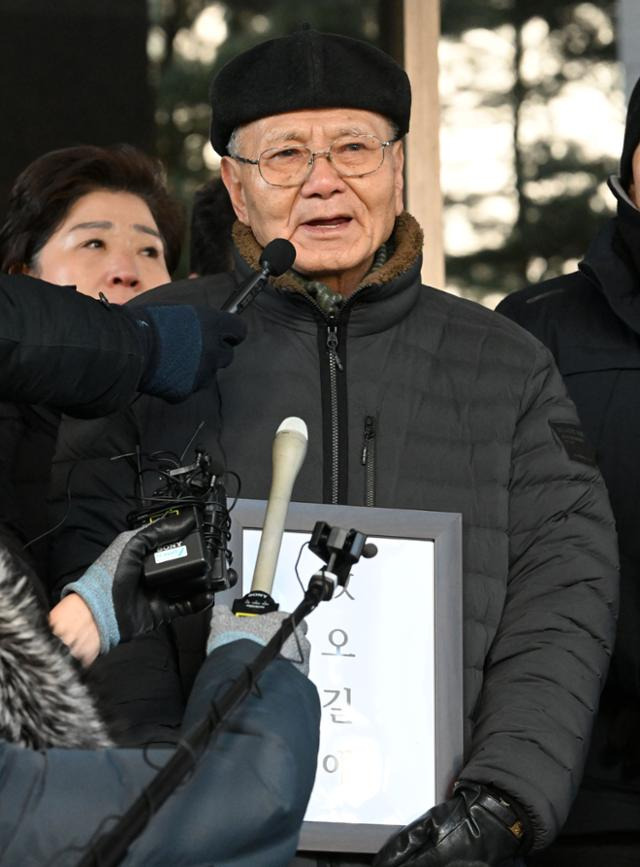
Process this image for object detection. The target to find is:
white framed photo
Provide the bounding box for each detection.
[224,501,463,854]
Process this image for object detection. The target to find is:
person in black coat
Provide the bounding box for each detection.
[497,76,640,867]
[0,143,185,583]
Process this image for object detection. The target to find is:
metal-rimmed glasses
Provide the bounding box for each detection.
[229,134,397,188]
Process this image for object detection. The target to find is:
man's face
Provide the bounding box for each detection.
[221,108,404,295]
[28,189,170,304]
[630,142,640,208]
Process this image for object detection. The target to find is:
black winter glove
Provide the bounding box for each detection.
[62,512,213,652]
[127,303,247,402]
[373,782,529,867]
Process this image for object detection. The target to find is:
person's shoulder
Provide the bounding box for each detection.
[495,271,608,353]
[130,272,238,308]
[496,271,592,323]
[417,282,548,357]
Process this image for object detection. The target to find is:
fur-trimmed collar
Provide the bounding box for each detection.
[0,549,110,749]
[231,211,424,296]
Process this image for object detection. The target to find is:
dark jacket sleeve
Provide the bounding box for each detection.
[46,274,235,589]
[0,639,320,867]
[460,341,619,849]
[0,273,146,416]
[0,401,28,538]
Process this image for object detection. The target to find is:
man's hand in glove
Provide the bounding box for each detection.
[373,782,529,867]
[55,512,213,664]
[128,303,247,402]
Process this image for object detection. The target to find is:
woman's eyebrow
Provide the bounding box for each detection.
[133,224,162,239]
[68,220,113,232]
[67,220,162,240]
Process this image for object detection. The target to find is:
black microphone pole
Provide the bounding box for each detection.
[221,237,295,314]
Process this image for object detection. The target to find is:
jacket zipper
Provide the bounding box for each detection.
[361,415,377,506]
[326,321,343,504]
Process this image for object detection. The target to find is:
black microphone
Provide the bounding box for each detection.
[221,238,296,314]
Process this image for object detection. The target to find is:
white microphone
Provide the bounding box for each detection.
[251,416,308,594]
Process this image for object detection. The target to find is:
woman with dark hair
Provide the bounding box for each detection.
[0,142,183,285]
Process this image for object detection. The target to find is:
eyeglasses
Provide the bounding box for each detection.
[230,134,397,188]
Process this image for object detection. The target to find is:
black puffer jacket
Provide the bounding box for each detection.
[49,213,618,851]
[497,189,640,835]
[0,273,150,585]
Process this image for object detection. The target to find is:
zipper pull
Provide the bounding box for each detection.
[361,415,376,464]
[326,324,344,371]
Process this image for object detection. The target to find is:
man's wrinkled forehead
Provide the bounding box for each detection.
[235,108,397,151]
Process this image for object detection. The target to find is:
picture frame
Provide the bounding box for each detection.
[222,500,463,854]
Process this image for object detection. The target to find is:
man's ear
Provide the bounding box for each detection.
[393,141,405,216]
[220,157,250,225]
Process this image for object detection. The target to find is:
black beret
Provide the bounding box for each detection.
[210,28,411,156]
[621,75,640,190]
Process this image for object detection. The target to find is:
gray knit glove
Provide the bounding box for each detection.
[63,513,213,653]
[207,605,310,675]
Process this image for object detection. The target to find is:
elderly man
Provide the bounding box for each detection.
[49,29,618,867]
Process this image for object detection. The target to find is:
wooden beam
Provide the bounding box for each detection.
[402,0,445,287]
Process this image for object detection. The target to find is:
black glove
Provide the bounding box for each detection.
[373,782,529,867]
[127,303,247,402]
[62,512,213,652]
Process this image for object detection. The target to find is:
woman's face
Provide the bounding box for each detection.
[28,189,171,303]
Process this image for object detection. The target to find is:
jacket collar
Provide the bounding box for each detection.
[579,176,640,334]
[230,212,425,336]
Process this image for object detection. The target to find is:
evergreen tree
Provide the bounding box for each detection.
[440,0,620,297]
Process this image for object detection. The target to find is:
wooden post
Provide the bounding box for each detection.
[402,0,445,287]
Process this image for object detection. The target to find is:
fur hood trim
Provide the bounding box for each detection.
[0,550,110,749]
[232,210,424,294]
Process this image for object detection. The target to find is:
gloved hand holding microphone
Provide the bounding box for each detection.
[128,236,296,403]
[126,303,247,402]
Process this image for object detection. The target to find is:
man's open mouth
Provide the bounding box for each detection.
[303,216,351,227]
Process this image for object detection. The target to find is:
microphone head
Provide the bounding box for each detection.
[276,416,308,441]
[273,416,308,473]
[259,238,296,277]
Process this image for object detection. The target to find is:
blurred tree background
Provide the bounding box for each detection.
[439,0,622,303]
[0,2,620,299]
[147,0,623,298]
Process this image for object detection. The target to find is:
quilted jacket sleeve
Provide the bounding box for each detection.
[0,273,146,416]
[0,640,320,867]
[461,341,619,850]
